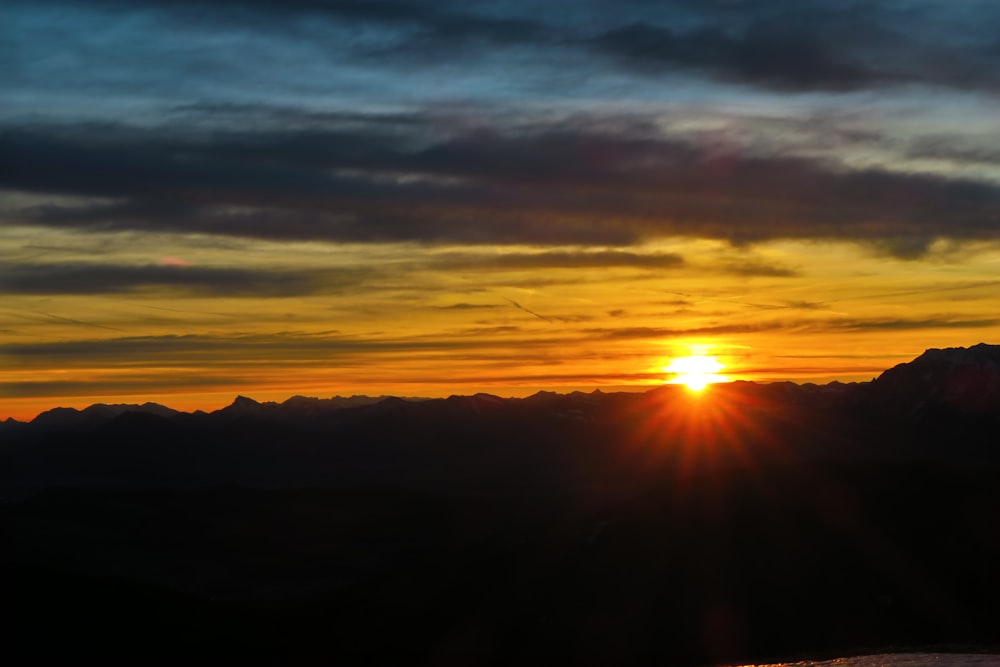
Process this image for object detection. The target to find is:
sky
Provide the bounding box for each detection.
[2,0,1000,419]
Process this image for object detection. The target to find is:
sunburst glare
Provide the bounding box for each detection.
[663,354,728,391]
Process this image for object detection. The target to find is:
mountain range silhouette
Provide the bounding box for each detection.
[2,345,999,665]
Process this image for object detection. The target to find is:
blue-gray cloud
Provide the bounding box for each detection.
[6,0,1000,106]
[5,118,999,257]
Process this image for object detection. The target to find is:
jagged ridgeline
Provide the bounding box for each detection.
[3,344,999,493]
[2,345,999,665]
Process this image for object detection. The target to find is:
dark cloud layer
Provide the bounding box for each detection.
[4,332,477,363]
[5,120,999,257]
[9,0,1000,94]
[594,21,881,92]
[590,1,1000,92]
[430,250,685,271]
[0,262,368,296]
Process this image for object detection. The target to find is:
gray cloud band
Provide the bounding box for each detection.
[4,120,999,258]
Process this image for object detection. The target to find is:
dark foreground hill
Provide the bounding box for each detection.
[3,464,998,665]
[2,344,1000,665]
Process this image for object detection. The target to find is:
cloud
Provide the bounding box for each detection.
[585,323,777,341]
[6,313,997,397]
[589,2,1000,93]
[25,311,126,332]
[817,316,1000,332]
[4,332,476,363]
[430,250,686,271]
[593,21,880,92]
[581,313,1000,341]
[436,302,500,310]
[905,136,1000,167]
[718,261,799,278]
[136,0,995,95]
[836,280,1000,303]
[2,376,246,398]
[3,330,588,383]
[4,119,1000,258]
[80,0,546,45]
[10,0,1000,119]
[448,325,522,337]
[0,262,369,296]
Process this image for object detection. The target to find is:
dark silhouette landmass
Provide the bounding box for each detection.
[2,344,999,665]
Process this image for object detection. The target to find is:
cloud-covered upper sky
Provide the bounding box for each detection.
[2,0,999,416]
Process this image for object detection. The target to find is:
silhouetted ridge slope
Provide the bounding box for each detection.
[872,342,1000,414]
[27,402,178,432]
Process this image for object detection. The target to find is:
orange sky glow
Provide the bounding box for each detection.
[4,2,1000,421]
[4,235,999,421]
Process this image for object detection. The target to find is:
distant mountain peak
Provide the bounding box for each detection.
[231,395,260,408]
[218,395,263,417]
[890,343,1000,373]
[874,342,1000,413]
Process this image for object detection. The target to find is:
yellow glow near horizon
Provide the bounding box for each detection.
[3,228,999,421]
[664,355,727,392]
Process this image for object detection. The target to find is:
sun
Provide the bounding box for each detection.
[663,355,726,392]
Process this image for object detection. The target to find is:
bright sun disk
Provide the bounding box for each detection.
[663,355,726,392]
